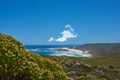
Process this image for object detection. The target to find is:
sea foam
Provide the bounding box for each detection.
[25,45,92,57]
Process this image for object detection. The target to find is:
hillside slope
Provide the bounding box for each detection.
[48,56,120,80]
[0,33,70,80]
[71,43,120,57]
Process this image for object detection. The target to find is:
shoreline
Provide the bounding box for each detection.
[53,48,92,57]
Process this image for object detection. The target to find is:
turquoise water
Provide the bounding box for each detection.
[25,45,85,57]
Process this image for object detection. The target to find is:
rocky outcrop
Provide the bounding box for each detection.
[48,56,120,80]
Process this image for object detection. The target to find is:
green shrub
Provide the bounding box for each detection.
[0,33,71,80]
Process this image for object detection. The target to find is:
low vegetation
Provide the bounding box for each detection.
[0,33,70,80]
[47,56,120,80]
[1,33,120,80]
[71,43,120,57]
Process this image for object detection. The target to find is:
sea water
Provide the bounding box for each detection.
[25,45,88,57]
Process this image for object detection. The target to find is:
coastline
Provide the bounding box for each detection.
[53,48,92,57]
[25,45,92,57]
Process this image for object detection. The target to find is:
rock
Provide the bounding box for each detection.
[96,69,105,76]
[72,62,81,68]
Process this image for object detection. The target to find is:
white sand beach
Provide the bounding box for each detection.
[53,48,92,57]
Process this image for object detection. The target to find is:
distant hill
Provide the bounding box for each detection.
[71,43,120,57]
[0,33,70,80]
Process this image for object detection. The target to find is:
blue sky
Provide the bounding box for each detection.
[0,0,120,45]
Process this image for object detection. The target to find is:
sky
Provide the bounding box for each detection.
[0,0,120,45]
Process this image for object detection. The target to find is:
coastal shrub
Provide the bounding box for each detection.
[48,56,120,80]
[0,33,71,80]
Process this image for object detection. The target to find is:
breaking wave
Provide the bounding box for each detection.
[25,46,92,57]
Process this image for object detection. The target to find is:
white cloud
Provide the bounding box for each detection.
[65,25,74,31]
[48,25,77,42]
[48,37,54,42]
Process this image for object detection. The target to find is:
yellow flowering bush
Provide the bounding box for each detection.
[0,33,71,80]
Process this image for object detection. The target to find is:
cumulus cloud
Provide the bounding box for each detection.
[48,25,77,42]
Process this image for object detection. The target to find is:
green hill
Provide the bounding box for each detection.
[0,33,70,80]
[71,43,120,57]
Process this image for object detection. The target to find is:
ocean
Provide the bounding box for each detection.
[25,45,90,57]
